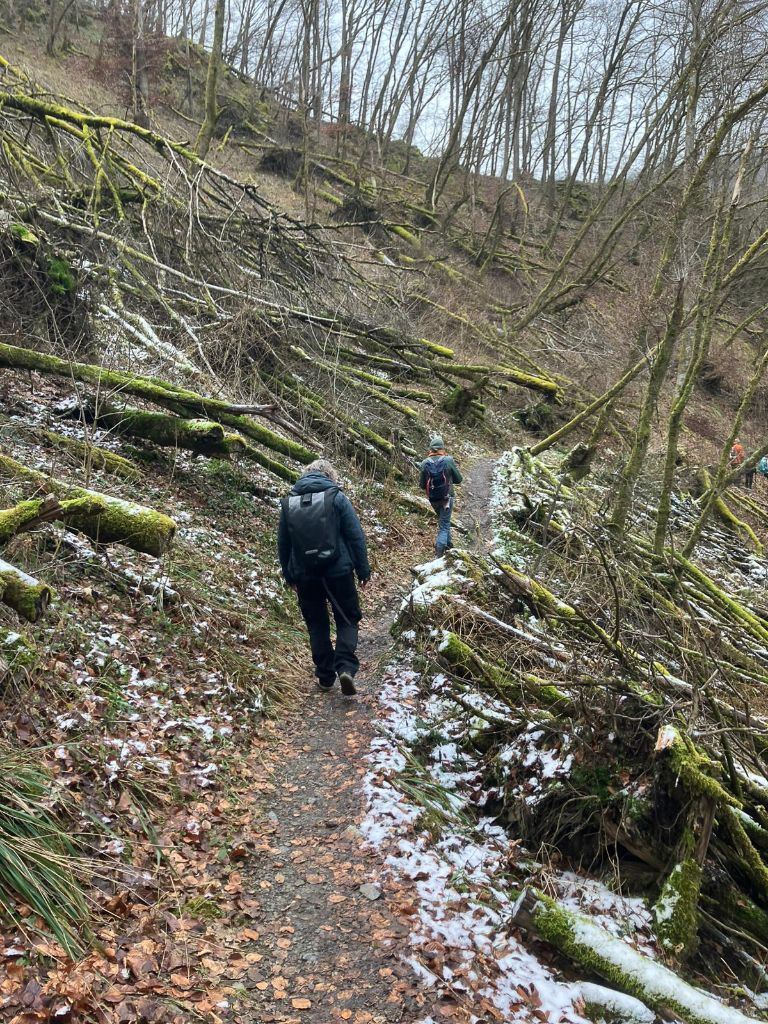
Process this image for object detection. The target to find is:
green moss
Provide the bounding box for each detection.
[720,805,768,902]
[44,431,140,480]
[665,728,738,806]
[714,886,768,945]
[47,255,75,295]
[528,893,709,1023]
[0,498,46,543]
[0,571,53,623]
[10,223,38,244]
[439,629,570,708]
[0,458,175,556]
[434,362,559,396]
[571,765,614,804]
[63,493,176,557]
[390,224,420,246]
[183,896,222,921]
[654,859,702,959]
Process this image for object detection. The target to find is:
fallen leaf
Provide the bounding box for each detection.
[291,998,312,1009]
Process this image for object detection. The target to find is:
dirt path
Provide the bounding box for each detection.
[460,458,496,551]
[237,461,496,1024]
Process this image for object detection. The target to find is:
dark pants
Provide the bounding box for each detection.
[296,573,362,685]
[745,469,755,489]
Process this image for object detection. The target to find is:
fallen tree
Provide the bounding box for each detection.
[512,888,758,1024]
[0,457,176,557]
[0,342,313,466]
[54,398,247,458]
[389,449,768,1009]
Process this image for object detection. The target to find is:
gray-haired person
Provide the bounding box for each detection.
[277,460,371,695]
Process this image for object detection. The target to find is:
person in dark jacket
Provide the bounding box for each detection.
[419,435,463,556]
[277,459,371,695]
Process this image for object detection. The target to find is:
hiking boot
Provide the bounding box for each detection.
[318,678,335,691]
[339,672,357,696]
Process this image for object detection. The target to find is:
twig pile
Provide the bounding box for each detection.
[390,449,768,1018]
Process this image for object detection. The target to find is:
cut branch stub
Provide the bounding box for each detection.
[0,559,53,622]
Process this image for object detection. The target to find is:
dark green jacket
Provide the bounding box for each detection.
[419,454,463,498]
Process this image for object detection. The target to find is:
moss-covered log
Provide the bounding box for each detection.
[512,888,758,1024]
[44,431,141,479]
[433,361,559,396]
[0,559,53,622]
[56,401,247,458]
[0,342,314,464]
[437,629,570,709]
[0,457,176,556]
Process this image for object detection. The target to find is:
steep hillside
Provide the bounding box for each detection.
[3,15,768,1024]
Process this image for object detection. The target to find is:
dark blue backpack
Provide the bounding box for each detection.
[424,456,450,503]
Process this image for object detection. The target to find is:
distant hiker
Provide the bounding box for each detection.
[730,439,754,489]
[759,455,768,487]
[420,435,462,557]
[278,459,371,695]
[730,439,746,469]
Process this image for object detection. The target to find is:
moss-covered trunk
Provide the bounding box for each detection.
[0,457,176,557]
[609,280,686,534]
[0,559,53,622]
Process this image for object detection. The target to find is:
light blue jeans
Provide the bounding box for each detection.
[431,497,453,554]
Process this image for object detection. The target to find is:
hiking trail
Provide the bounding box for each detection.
[238,459,496,1023]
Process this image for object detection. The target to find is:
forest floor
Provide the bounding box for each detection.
[223,461,497,1024]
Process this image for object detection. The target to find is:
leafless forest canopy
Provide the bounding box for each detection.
[121,0,768,185]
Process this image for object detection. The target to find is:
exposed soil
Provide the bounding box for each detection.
[460,458,496,551]
[236,460,496,1024]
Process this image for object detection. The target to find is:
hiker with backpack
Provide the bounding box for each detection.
[278,459,371,695]
[758,455,768,487]
[420,435,463,557]
[730,438,754,489]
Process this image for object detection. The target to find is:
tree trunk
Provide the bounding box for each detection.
[195,0,226,158]
[0,457,176,557]
[609,279,686,534]
[132,0,151,127]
